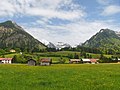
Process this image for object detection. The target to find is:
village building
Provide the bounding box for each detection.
[90,59,98,64]
[28,59,36,66]
[10,49,16,53]
[69,59,81,63]
[0,58,12,64]
[82,59,98,64]
[82,59,91,64]
[118,58,120,63]
[40,58,52,66]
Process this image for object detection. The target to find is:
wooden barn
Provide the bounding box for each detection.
[69,59,81,64]
[28,59,36,66]
[40,58,52,66]
[0,58,12,64]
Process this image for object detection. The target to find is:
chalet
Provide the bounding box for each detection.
[118,58,120,63]
[69,59,81,63]
[10,49,16,53]
[0,58,12,64]
[90,59,98,64]
[82,59,98,64]
[82,59,91,64]
[28,59,36,66]
[40,58,52,66]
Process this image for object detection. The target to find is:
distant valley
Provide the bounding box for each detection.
[0,21,120,54]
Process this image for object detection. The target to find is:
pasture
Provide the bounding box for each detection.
[0,64,120,90]
[2,51,103,63]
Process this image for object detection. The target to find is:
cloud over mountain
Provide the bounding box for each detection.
[0,0,85,20]
[101,5,120,16]
[0,0,120,46]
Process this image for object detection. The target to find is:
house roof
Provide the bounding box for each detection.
[10,49,16,52]
[82,59,91,62]
[28,59,36,62]
[70,59,80,61]
[90,59,97,62]
[40,58,51,63]
[0,58,12,61]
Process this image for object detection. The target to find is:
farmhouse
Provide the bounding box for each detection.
[90,59,98,64]
[28,59,36,66]
[69,59,81,63]
[82,59,91,64]
[82,59,98,64]
[10,49,16,53]
[0,58,12,64]
[118,58,120,63]
[40,58,52,66]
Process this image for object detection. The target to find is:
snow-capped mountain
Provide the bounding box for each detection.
[55,42,71,49]
[115,31,120,37]
[41,40,71,49]
[40,39,50,45]
[40,39,56,48]
[47,42,56,48]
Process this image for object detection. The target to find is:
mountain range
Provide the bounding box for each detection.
[0,20,46,52]
[0,20,120,54]
[41,39,71,49]
[82,29,120,54]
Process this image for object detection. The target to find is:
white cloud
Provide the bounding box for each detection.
[0,0,16,17]
[26,8,84,20]
[101,5,120,16]
[97,0,110,5]
[0,0,85,21]
[1,0,120,46]
[23,20,120,46]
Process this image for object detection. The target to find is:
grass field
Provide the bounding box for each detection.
[3,51,81,63]
[0,64,120,90]
[2,51,104,63]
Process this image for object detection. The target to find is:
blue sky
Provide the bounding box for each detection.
[0,0,120,46]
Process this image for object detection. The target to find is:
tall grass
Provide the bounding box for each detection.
[0,64,120,90]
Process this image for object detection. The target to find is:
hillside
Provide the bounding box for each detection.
[82,29,120,54]
[0,20,46,52]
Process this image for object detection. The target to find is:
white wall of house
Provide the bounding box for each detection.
[41,62,50,66]
[1,60,11,64]
[82,59,91,62]
[91,62,95,64]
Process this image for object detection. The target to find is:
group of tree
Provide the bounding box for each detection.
[67,52,92,59]
[80,52,92,58]
[12,53,43,64]
[0,45,119,56]
[47,45,120,55]
[58,56,66,64]
[99,54,119,63]
[12,54,33,63]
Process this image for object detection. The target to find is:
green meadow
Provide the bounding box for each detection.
[0,64,120,90]
[3,51,105,63]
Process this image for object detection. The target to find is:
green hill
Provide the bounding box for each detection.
[0,20,46,52]
[82,29,120,54]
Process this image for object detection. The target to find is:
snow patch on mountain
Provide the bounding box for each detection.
[55,42,71,49]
